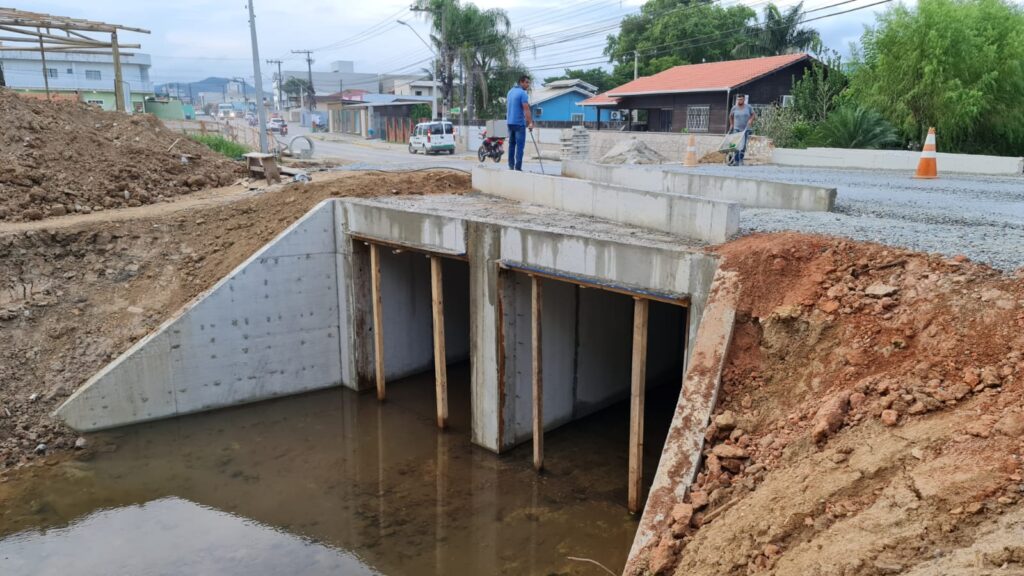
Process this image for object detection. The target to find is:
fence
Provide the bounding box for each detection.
[163,119,285,155]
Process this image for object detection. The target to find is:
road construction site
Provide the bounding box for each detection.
[2,94,1023,576]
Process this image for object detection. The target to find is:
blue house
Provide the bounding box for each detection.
[530,78,598,124]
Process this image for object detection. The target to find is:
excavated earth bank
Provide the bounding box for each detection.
[0,90,243,222]
[637,232,1024,576]
[0,171,468,470]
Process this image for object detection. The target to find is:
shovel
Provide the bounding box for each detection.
[529,128,545,175]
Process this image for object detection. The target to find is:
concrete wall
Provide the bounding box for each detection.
[587,131,773,165]
[473,166,740,244]
[55,201,343,431]
[561,160,836,212]
[773,147,1024,176]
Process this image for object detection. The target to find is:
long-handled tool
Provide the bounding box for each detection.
[529,128,545,174]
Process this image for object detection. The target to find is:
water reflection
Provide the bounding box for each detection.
[0,364,676,575]
[0,497,380,576]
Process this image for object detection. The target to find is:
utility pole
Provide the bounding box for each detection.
[291,49,315,111]
[411,2,445,119]
[634,51,639,80]
[266,59,283,110]
[36,27,50,100]
[247,0,269,153]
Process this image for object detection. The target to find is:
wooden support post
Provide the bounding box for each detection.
[628,297,649,514]
[430,255,449,429]
[370,243,386,401]
[111,30,124,112]
[36,28,50,100]
[531,275,544,471]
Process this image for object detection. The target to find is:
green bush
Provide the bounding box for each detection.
[752,105,812,149]
[810,106,900,149]
[190,134,249,158]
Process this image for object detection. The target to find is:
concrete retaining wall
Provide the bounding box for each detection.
[773,147,1024,176]
[587,131,773,165]
[561,160,836,212]
[473,166,740,244]
[55,201,344,431]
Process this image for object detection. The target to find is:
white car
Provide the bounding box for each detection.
[409,121,455,155]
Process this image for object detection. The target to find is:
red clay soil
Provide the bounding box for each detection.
[0,170,469,471]
[0,89,244,222]
[640,232,1024,576]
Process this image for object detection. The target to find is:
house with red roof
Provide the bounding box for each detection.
[581,53,815,133]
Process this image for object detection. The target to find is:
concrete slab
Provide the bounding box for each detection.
[472,165,740,244]
[774,147,1024,176]
[55,201,343,431]
[561,160,836,212]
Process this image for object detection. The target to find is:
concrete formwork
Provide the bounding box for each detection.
[561,160,837,212]
[55,201,344,431]
[472,166,740,244]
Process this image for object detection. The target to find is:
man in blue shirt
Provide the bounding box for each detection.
[506,75,534,171]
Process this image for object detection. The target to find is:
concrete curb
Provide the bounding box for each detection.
[773,147,1024,176]
[561,160,836,212]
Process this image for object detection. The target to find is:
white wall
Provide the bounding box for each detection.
[0,50,152,93]
[773,147,1024,176]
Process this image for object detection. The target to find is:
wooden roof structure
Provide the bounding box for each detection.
[0,7,150,110]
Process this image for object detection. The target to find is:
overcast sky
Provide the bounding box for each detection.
[26,0,889,85]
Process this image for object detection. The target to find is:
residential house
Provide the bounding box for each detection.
[0,50,154,111]
[581,53,814,133]
[275,60,425,109]
[324,93,433,139]
[529,78,598,125]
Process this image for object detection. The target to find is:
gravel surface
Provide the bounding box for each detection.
[678,164,1024,272]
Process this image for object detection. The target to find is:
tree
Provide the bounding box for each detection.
[848,0,1024,154]
[810,106,900,148]
[281,78,310,97]
[605,0,756,86]
[791,50,848,122]
[542,68,614,92]
[732,2,820,58]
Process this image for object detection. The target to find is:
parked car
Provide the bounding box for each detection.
[267,117,288,135]
[408,121,455,155]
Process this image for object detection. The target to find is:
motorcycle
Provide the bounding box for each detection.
[477,131,505,163]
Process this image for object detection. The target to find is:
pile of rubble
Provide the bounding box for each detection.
[0,90,243,222]
[599,137,666,164]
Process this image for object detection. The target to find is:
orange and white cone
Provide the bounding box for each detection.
[683,134,698,167]
[913,127,938,179]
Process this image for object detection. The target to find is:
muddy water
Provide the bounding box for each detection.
[0,366,678,575]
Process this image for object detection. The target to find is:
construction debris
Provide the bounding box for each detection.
[0,90,243,222]
[599,137,666,165]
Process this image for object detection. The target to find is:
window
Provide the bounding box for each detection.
[686,105,710,132]
[781,95,794,108]
[85,70,101,81]
[414,90,422,96]
[140,68,149,83]
[46,68,58,78]
[66,68,73,74]
[571,113,584,124]
[534,106,543,118]
[86,99,104,106]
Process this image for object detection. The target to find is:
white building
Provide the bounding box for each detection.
[0,50,153,111]
[274,59,424,109]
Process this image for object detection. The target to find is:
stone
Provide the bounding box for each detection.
[811,391,852,443]
[33,443,47,454]
[849,392,866,409]
[689,490,709,509]
[671,502,694,526]
[865,283,899,297]
[126,306,145,315]
[994,413,1024,437]
[981,366,1001,387]
[819,300,840,313]
[881,409,899,426]
[714,410,738,431]
[74,437,88,450]
[764,544,781,558]
[648,536,679,575]
[49,205,67,217]
[711,444,748,459]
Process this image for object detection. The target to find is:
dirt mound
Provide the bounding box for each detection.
[600,137,667,164]
[642,232,1024,575]
[0,170,469,470]
[0,89,244,222]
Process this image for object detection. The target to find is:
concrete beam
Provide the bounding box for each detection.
[342,200,467,256]
[624,268,739,575]
[472,166,740,244]
[55,201,343,431]
[561,160,836,212]
[773,147,1024,176]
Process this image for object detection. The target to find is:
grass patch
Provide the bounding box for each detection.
[190,134,249,158]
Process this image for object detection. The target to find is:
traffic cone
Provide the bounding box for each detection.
[913,127,938,179]
[683,134,698,167]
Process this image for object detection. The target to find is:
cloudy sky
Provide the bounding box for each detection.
[25,0,890,85]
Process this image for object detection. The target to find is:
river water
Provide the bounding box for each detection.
[0,365,678,575]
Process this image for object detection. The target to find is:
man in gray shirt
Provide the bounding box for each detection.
[728,94,757,165]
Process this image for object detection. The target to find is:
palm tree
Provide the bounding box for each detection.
[733,2,820,58]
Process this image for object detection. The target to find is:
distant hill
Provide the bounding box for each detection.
[154,77,272,100]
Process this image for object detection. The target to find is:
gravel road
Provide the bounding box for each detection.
[679,164,1024,272]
